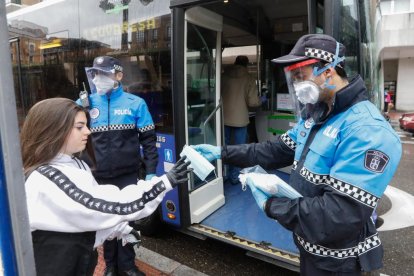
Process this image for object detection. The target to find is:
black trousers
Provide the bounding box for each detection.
[32,230,97,276]
[300,255,362,276]
[96,172,139,271]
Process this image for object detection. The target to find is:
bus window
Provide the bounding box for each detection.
[316,0,325,33]
[186,22,219,190]
[7,0,174,134]
[359,0,380,107]
[337,0,359,78]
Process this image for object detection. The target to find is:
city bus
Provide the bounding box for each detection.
[3,0,380,272]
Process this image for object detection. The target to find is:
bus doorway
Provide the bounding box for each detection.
[170,1,307,270]
[183,7,225,224]
[170,0,374,271]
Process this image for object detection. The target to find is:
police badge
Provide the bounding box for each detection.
[364,150,389,173]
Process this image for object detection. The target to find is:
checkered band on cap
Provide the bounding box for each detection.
[295,233,381,259]
[305,48,336,63]
[113,64,123,72]
[280,133,297,151]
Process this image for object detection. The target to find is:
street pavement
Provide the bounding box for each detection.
[376,111,414,276]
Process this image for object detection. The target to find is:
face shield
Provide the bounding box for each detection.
[284,59,325,122]
[85,67,118,95]
[281,41,346,123]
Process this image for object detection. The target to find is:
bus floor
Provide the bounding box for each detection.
[200,175,299,255]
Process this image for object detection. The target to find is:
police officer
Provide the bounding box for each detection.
[78,56,158,276]
[192,34,402,275]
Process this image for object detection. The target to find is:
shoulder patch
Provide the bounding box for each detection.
[364,150,389,173]
[89,108,100,119]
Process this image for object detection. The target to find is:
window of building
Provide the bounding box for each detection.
[166,25,171,38]
[29,42,35,63]
[393,0,410,13]
[151,28,158,41]
[137,30,145,43]
[380,0,412,14]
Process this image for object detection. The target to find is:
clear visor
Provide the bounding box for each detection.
[85,67,116,94]
[284,59,320,121]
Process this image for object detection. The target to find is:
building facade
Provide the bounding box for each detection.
[378,0,414,111]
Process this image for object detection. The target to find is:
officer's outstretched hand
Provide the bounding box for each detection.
[191,144,221,162]
[145,174,156,181]
[166,156,192,187]
[247,177,269,212]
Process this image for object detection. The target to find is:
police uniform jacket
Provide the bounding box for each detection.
[222,76,402,272]
[77,84,158,179]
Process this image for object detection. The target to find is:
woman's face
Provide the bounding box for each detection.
[61,111,91,155]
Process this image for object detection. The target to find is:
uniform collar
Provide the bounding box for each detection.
[332,75,368,115]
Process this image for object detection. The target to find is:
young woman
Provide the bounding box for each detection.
[21,98,190,276]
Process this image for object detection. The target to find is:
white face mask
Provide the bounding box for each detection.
[92,74,116,95]
[180,145,215,181]
[293,80,321,105]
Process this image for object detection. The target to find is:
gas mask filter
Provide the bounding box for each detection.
[180,145,215,181]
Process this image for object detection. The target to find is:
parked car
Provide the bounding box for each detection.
[399,112,414,134]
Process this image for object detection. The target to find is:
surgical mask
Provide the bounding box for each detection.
[92,74,116,95]
[180,145,215,181]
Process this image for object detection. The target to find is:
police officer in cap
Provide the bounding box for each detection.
[78,56,158,276]
[192,34,402,275]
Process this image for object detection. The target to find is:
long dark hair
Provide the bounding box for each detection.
[20,98,95,174]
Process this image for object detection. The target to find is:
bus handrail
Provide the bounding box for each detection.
[203,98,222,144]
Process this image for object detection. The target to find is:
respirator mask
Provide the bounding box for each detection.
[85,67,118,95]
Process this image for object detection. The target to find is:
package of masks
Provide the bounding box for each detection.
[180,145,215,181]
[239,165,302,199]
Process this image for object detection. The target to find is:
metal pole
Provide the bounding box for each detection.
[256,8,261,96]
[0,0,36,275]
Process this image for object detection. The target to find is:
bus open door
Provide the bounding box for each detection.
[168,3,300,271]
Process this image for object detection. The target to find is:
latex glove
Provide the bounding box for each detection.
[191,144,221,162]
[166,156,193,187]
[260,95,267,104]
[145,174,156,181]
[247,177,269,212]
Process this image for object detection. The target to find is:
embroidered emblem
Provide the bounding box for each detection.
[304,118,314,129]
[300,131,306,137]
[364,150,389,173]
[96,57,104,64]
[89,108,100,119]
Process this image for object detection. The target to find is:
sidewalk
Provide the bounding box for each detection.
[93,246,208,276]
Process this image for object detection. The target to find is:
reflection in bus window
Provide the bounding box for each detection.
[7,0,173,133]
[338,0,359,79]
